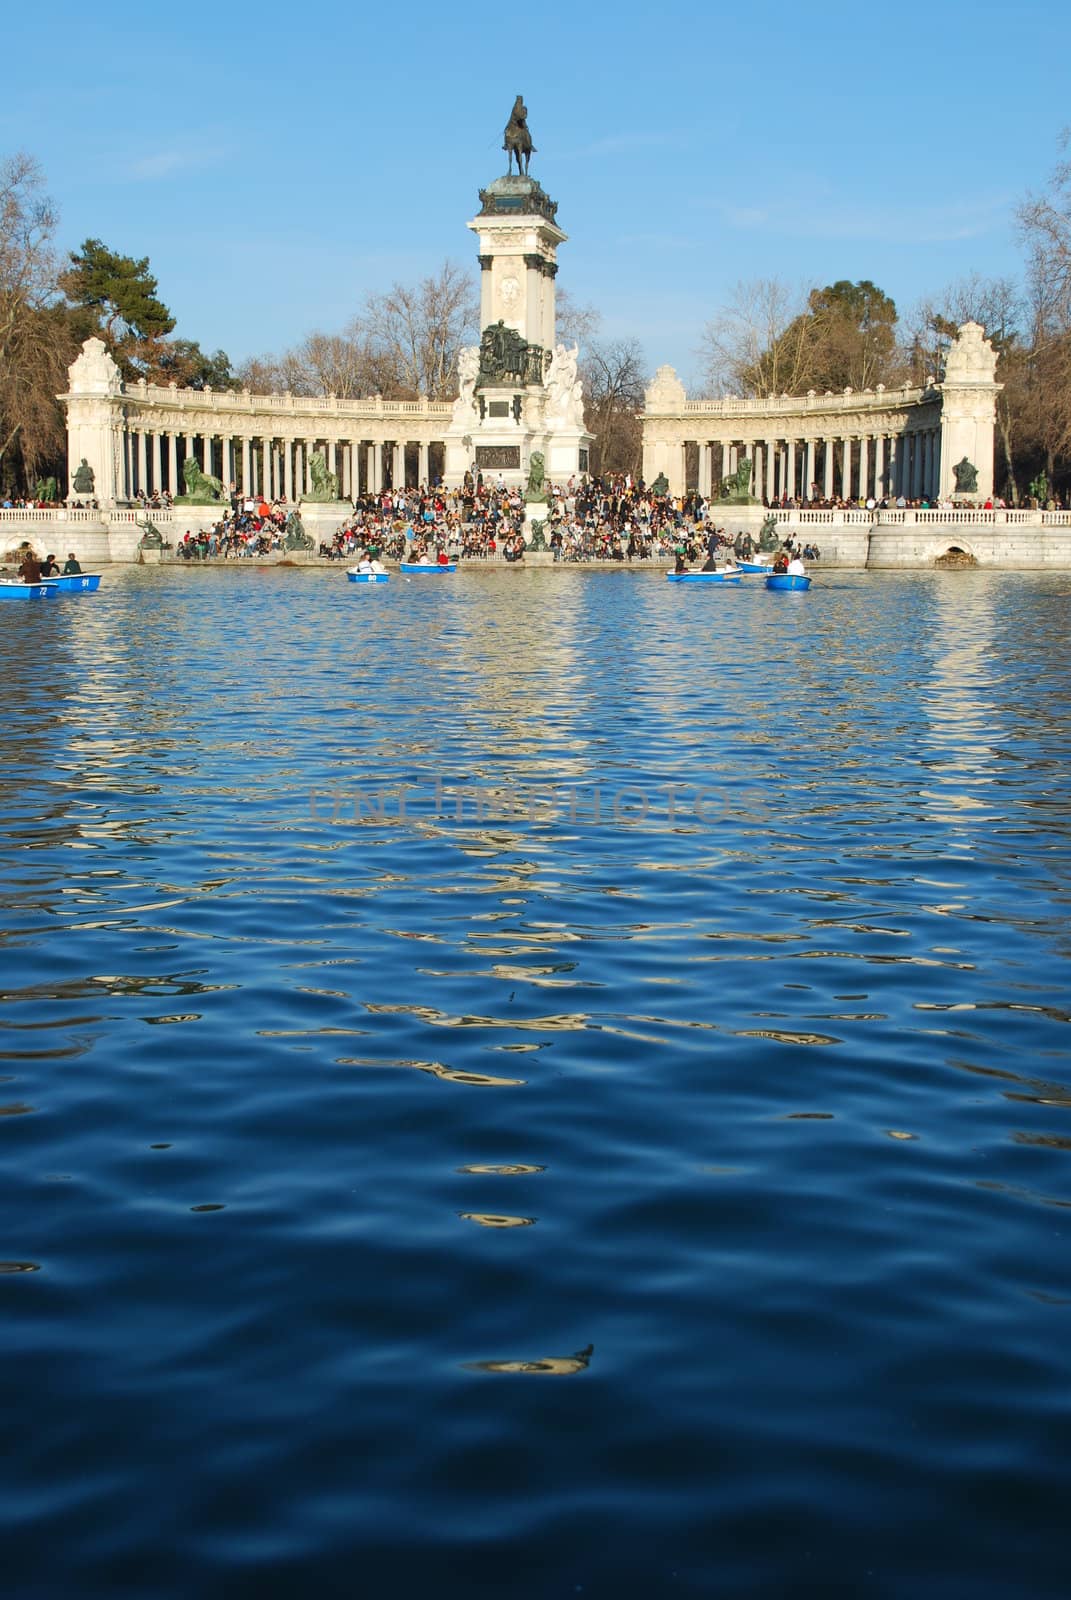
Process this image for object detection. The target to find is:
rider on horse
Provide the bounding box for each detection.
[504,95,535,176]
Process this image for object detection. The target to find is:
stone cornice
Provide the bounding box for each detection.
[61,384,455,437]
[645,383,938,424]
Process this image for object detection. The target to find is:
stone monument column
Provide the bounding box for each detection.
[60,337,126,506]
[444,99,592,490]
[938,322,1002,502]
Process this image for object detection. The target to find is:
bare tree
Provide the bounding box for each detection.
[354,260,478,398]
[555,288,601,354]
[1018,136,1071,487]
[581,337,647,476]
[239,261,478,401]
[697,277,813,397]
[237,332,373,398]
[0,152,73,489]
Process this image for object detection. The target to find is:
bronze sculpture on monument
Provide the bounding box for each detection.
[503,96,535,176]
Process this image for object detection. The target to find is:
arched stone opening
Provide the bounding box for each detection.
[934,543,978,568]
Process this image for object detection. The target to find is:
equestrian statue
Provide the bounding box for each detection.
[504,95,535,176]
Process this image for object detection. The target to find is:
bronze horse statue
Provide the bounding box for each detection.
[504,95,535,176]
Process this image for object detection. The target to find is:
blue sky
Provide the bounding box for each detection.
[4,0,1067,388]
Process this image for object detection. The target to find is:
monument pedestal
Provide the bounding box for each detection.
[444,170,592,488]
[296,501,353,551]
[522,498,550,548]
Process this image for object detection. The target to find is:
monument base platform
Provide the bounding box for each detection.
[296,502,354,550]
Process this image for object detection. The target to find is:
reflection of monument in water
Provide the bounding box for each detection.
[444,97,593,494]
[432,575,592,784]
[920,581,1002,833]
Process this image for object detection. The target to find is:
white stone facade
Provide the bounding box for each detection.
[642,324,1002,503]
[444,175,593,489]
[60,354,455,508]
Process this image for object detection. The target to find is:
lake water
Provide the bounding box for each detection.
[3,566,1071,1599]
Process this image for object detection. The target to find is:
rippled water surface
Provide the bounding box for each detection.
[3,566,1071,1598]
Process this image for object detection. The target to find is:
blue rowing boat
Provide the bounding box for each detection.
[737,558,774,574]
[399,562,457,575]
[666,568,743,584]
[346,569,389,584]
[52,573,102,593]
[0,580,58,600]
[764,573,811,591]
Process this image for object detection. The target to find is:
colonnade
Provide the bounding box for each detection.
[683,427,942,503]
[119,428,446,501]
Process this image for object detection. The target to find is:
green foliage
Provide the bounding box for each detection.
[154,339,237,390]
[1029,471,1050,502]
[58,242,238,389]
[60,238,175,344]
[800,279,899,391]
[808,278,897,330]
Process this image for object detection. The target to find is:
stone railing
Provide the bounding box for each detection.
[772,508,877,525]
[127,382,454,419]
[674,384,929,419]
[0,506,102,523]
[0,507,180,525]
[764,507,1071,529]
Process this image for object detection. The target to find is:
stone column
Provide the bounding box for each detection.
[839,437,851,500]
[136,429,147,496]
[200,433,211,478]
[859,435,869,500]
[150,431,162,495]
[765,440,776,503]
[328,440,338,484]
[418,441,429,488]
[284,442,294,502]
[874,435,885,496]
[222,437,233,490]
[823,438,834,499]
[123,427,133,502]
[393,442,404,490]
[167,432,177,494]
[350,442,361,498]
[786,438,797,502]
[805,439,815,500]
[478,255,493,329]
[367,444,376,495]
[931,430,941,500]
[305,445,313,496]
[261,438,272,501]
[937,322,1001,501]
[240,438,250,497]
[725,443,736,482]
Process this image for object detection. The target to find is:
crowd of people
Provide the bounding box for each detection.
[163,472,831,566]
